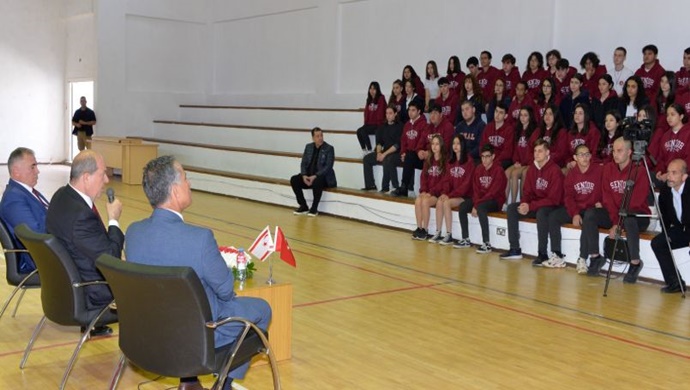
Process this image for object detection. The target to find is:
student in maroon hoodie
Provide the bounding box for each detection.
[412,135,447,240]
[508,81,537,125]
[393,99,427,197]
[590,137,650,282]
[655,103,690,181]
[506,106,538,205]
[459,74,486,118]
[430,135,474,246]
[446,56,466,97]
[635,44,665,102]
[543,144,603,271]
[468,144,507,254]
[389,79,407,123]
[596,110,623,164]
[536,104,569,168]
[501,53,521,97]
[522,51,548,101]
[555,59,578,99]
[676,48,690,95]
[537,77,561,119]
[480,102,514,169]
[435,77,459,125]
[546,50,565,78]
[422,103,455,153]
[655,71,678,127]
[402,65,426,102]
[356,81,387,154]
[477,51,501,103]
[486,78,512,124]
[565,103,600,171]
[500,138,564,261]
[580,52,607,99]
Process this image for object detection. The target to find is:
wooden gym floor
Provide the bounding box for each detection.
[0,165,689,389]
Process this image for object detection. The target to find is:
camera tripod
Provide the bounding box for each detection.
[603,143,685,298]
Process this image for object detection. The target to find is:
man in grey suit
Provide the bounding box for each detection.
[125,156,272,390]
[290,127,337,216]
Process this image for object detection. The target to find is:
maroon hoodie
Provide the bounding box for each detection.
[602,160,649,223]
[522,68,549,100]
[364,95,387,126]
[447,72,466,96]
[420,157,446,196]
[400,115,428,153]
[508,95,537,125]
[677,67,690,95]
[472,162,507,206]
[582,64,608,99]
[522,158,564,210]
[635,60,665,102]
[502,66,521,97]
[435,92,459,124]
[477,66,501,102]
[418,117,454,152]
[564,163,603,217]
[566,123,601,162]
[655,124,690,174]
[444,158,475,198]
[481,121,515,163]
[540,126,569,167]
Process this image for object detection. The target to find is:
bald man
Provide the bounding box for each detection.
[651,159,689,293]
[590,137,650,282]
[46,150,124,335]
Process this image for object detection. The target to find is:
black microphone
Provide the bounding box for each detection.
[106,188,115,203]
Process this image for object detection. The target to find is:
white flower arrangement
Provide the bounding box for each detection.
[219,246,256,278]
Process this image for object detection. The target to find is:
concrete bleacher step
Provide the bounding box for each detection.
[153,121,367,159]
[177,105,363,131]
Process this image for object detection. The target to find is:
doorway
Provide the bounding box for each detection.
[68,81,94,161]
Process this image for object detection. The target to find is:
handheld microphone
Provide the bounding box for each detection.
[106,188,115,203]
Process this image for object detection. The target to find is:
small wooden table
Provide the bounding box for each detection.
[235,279,292,365]
[89,137,158,185]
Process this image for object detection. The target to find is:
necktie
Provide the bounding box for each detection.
[92,204,105,229]
[32,188,49,209]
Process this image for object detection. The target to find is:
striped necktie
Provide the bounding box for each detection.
[32,188,49,209]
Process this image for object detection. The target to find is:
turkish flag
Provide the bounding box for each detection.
[274,226,297,267]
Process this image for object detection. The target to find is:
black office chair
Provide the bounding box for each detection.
[0,218,40,319]
[96,254,281,390]
[15,224,118,390]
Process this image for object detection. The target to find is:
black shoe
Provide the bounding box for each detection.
[380,188,389,193]
[391,188,408,197]
[623,260,644,284]
[361,186,377,191]
[587,255,606,276]
[412,228,427,240]
[532,253,548,267]
[82,325,113,337]
[293,205,309,215]
[660,284,686,294]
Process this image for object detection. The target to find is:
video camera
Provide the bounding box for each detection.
[621,117,653,143]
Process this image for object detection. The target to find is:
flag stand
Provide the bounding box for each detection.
[266,254,276,285]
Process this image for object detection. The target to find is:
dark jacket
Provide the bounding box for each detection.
[658,182,690,235]
[300,141,337,188]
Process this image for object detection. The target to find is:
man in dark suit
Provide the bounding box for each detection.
[46,150,124,334]
[290,127,337,216]
[651,158,689,293]
[0,147,50,273]
[126,156,271,390]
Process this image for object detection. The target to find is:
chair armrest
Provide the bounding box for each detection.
[206,316,254,329]
[3,249,29,253]
[72,280,109,288]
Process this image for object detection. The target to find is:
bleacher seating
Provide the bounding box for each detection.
[143,104,690,284]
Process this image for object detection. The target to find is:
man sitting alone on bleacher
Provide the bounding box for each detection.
[589,137,650,282]
[290,127,337,217]
[500,138,564,262]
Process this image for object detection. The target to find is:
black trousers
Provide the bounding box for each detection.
[401,152,423,191]
[356,125,379,150]
[545,206,575,254]
[506,202,542,251]
[651,228,689,287]
[363,152,400,191]
[290,174,327,212]
[462,199,500,243]
[581,208,612,258]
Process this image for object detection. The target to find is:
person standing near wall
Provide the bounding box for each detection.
[72,96,97,151]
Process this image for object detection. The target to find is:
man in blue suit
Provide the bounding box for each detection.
[0,147,50,273]
[126,156,272,390]
[290,127,337,216]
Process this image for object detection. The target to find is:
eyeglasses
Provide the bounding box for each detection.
[480,154,493,159]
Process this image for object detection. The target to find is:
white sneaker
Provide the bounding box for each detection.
[576,257,588,274]
[439,234,455,246]
[453,238,471,248]
[501,204,508,212]
[428,232,442,243]
[543,253,567,268]
[475,243,492,254]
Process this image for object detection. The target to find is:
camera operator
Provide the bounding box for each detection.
[655,104,689,182]
[591,137,650,283]
[651,159,689,293]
